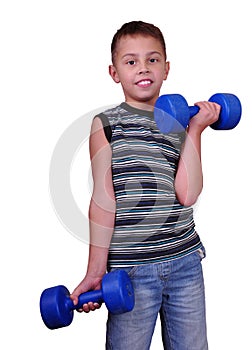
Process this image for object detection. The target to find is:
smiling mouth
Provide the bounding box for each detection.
[136,79,153,87]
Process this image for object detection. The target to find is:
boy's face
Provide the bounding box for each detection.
[109,34,169,108]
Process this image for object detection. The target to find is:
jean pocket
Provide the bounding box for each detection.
[197,246,206,261]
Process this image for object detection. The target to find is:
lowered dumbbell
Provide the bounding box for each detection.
[40,270,134,330]
[154,93,242,134]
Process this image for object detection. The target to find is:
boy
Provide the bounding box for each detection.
[71,21,220,349]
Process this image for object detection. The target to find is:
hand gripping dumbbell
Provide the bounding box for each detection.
[154,93,242,134]
[40,270,135,330]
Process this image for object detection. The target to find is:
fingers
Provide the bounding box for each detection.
[70,274,104,314]
[195,100,220,113]
[195,101,221,120]
[70,293,101,313]
[70,294,79,306]
[191,101,221,131]
[76,302,101,313]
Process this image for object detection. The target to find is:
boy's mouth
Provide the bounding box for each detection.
[136,79,153,87]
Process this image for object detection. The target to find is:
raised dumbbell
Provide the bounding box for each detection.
[154,93,242,134]
[40,270,134,330]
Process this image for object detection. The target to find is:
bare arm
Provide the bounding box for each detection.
[71,117,116,311]
[174,101,220,206]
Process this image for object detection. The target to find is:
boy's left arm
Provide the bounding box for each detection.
[174,101,220,206]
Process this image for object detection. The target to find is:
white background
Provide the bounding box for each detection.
[1,0,251,348]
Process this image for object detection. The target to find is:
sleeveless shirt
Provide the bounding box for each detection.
[96,102,202,268]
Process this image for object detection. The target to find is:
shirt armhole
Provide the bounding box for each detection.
[94,114,112,143]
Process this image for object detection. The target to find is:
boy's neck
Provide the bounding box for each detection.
[125,100,154,112]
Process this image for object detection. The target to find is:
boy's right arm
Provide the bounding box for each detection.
[70,117,116,312]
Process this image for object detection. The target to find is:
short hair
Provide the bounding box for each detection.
[111,21,167,64]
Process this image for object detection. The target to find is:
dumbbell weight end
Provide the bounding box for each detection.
[154,94,189,133]
[40,285,74,329]
[209,93,242,130]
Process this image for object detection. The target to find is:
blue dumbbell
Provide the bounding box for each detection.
[40,270,134,330]
[154,93,242,134]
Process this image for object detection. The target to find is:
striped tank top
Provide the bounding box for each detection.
[96,102,202,268]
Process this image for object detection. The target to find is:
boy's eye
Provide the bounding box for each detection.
[150,58,158,63]
[127,60,135,65]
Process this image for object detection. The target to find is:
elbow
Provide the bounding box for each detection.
[175,186,203,207]
[176,193,199,207]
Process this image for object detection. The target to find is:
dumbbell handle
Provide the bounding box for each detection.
[66,290,104,311]
[189,105,200,117]
[189,104,225,124]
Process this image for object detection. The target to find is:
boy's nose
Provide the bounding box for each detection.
[138,61,150,74]
[139,68,149,74]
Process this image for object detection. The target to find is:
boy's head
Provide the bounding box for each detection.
[109,21,169,107]
[111,21,167,65]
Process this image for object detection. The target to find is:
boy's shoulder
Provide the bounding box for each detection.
[99,103,130,118]
[96,103,134,127]
[94,104,125,143]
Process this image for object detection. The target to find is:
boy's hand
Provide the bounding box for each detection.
[189,101,221,133]
[70,274,104,313]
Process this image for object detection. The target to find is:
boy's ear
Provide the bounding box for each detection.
[109,65,120,83]
[163,61,170,81]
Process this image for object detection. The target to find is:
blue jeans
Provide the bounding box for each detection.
[106,250,208,350]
